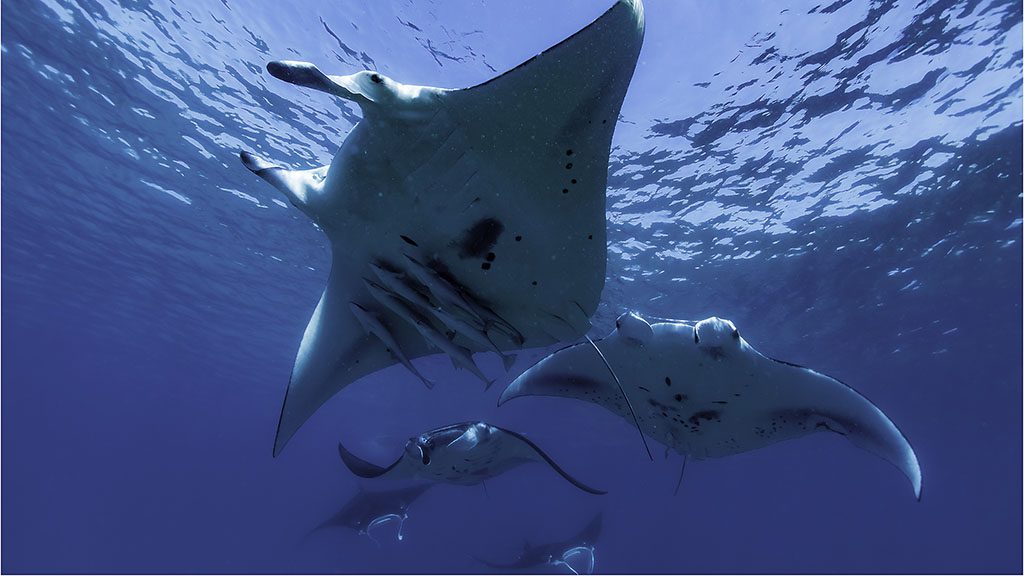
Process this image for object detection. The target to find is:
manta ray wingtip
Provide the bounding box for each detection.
[239,150,276,173]
[907,453,923,501]
[615,0,645,30]
[495,383,518,406]
[266,60,311,82]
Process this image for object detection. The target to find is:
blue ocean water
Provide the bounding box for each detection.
[2,0,1021,572]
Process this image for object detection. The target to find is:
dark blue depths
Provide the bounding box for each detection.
[2,0,1021,573]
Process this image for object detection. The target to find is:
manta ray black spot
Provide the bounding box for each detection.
[566,162,573,169]
[399,235,419,247]
[674,393,685,402]
[531,281,538,286]
[713,400,729,405]
[566,149,573,156]
[815,421,846,435]
[486,252,496,262]
[563,188,569,194]
[459,218,504,259]
[571,178,578,184]
[665,377,672,386]
[588,234,593,240]
[515,235,522,241]
[481,262,491,270]
[688,410,720,425]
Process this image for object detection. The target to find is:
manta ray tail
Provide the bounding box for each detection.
[673,454,688,496]
[337,442,401,479]
[502,429,606,495]
[584,335,654,462]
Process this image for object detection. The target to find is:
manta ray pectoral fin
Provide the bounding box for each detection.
[501,429,606,495]
[267,60,373,105]
[498,342,606,406]
[272,267,432,457]
[458,0,643,118]
[782,366,923,499]
[239,151,323,210]
[337,441,403,479]
[831,404,923,500]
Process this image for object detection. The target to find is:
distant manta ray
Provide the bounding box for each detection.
[306,484,433,546]
[239,0,645,456]
[473,513,602,574]
[500,312,923,499]
[336,421,606,495]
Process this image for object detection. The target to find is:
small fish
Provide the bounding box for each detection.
[402,254,484,327]
[403,253,525,345]
[365,280,494,389]
[369,262,436,313]
[350,302,434,390]
[371,261,512,368]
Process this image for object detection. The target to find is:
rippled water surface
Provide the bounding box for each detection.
[2,0,1021,572]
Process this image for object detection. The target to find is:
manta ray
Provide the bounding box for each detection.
[240,0,645,455]
[473,513,602,574]
[499,312,923,499]
[306,483,434,545]
[336,421,606,495]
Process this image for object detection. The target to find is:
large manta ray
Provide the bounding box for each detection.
[500,312,923,499]
[241,0,645,455]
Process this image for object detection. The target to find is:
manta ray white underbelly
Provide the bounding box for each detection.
[500,312,923,499]
[240,0,645,456]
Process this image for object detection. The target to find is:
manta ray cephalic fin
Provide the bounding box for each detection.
[239,150,325,211]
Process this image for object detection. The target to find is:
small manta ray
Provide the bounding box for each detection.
[499,312,923,499]
[473,513,602,574]
[240,0,645,456]
[306,483,433,546]
[336,421,606,495]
